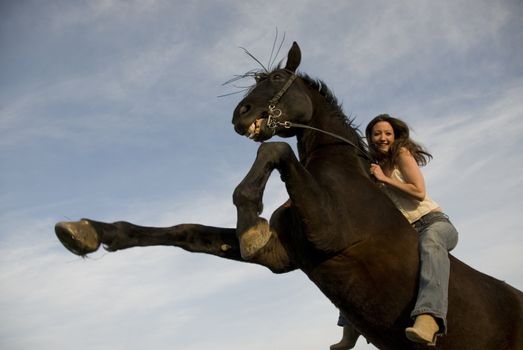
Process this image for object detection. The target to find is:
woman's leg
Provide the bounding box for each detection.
[410,218,458,332]
[407,214,458,345]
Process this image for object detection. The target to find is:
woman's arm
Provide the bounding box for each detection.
[370,148,426,201]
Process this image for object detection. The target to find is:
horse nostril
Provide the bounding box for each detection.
[234,124,244,135]
[239,105,250,115]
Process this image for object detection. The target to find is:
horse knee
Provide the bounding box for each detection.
[233,186,263,213]
[257,141,293,161]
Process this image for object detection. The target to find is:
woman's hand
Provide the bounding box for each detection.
[370,149,427,201]
[370,163,388,183]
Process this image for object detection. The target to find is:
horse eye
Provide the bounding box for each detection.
[255,74,267,83]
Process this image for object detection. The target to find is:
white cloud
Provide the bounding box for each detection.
[415,80,523,190]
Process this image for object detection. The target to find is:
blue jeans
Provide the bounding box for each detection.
[411,211,458,334]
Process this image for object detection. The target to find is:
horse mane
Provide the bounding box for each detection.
[297,72,369,159]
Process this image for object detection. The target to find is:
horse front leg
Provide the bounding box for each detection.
[55,219,244,262]
[233,142,328,260]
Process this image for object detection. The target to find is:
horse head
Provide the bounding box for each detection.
[232,42,314,142]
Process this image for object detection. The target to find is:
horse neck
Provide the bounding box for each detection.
[296,100,367,171]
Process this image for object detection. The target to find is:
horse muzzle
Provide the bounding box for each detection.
[233,108,273,141]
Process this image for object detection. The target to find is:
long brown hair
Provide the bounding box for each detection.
[365,114,432,168]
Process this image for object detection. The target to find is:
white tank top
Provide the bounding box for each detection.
[382,167,440,223]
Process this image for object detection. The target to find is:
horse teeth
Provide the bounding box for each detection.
[246,118,264,139]
[248,122,256,135]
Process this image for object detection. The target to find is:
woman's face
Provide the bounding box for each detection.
[371,121,395,154]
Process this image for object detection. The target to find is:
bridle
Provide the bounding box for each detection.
[266,70,297,130]
[265,72,371,161]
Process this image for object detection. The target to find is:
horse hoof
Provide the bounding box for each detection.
[239,218,272,260]
[55,220,101,256]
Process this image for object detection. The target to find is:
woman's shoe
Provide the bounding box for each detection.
[405,314,439,346]
[330,325,360,350]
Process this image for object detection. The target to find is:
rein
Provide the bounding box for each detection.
[266,73,371,161]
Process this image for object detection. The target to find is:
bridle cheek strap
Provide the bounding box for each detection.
[267,73,297,130]
[268,73,298,106]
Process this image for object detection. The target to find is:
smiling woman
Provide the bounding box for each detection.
[370,120,395,154]
[365,114,458,346]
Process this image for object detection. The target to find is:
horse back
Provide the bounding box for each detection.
[442,255,523,349]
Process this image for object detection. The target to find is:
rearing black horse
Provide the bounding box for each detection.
[56,42,522,349]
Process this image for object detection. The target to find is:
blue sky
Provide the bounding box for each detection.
[1,1,522,349]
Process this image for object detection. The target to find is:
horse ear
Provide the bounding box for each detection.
[284,42,301,72]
